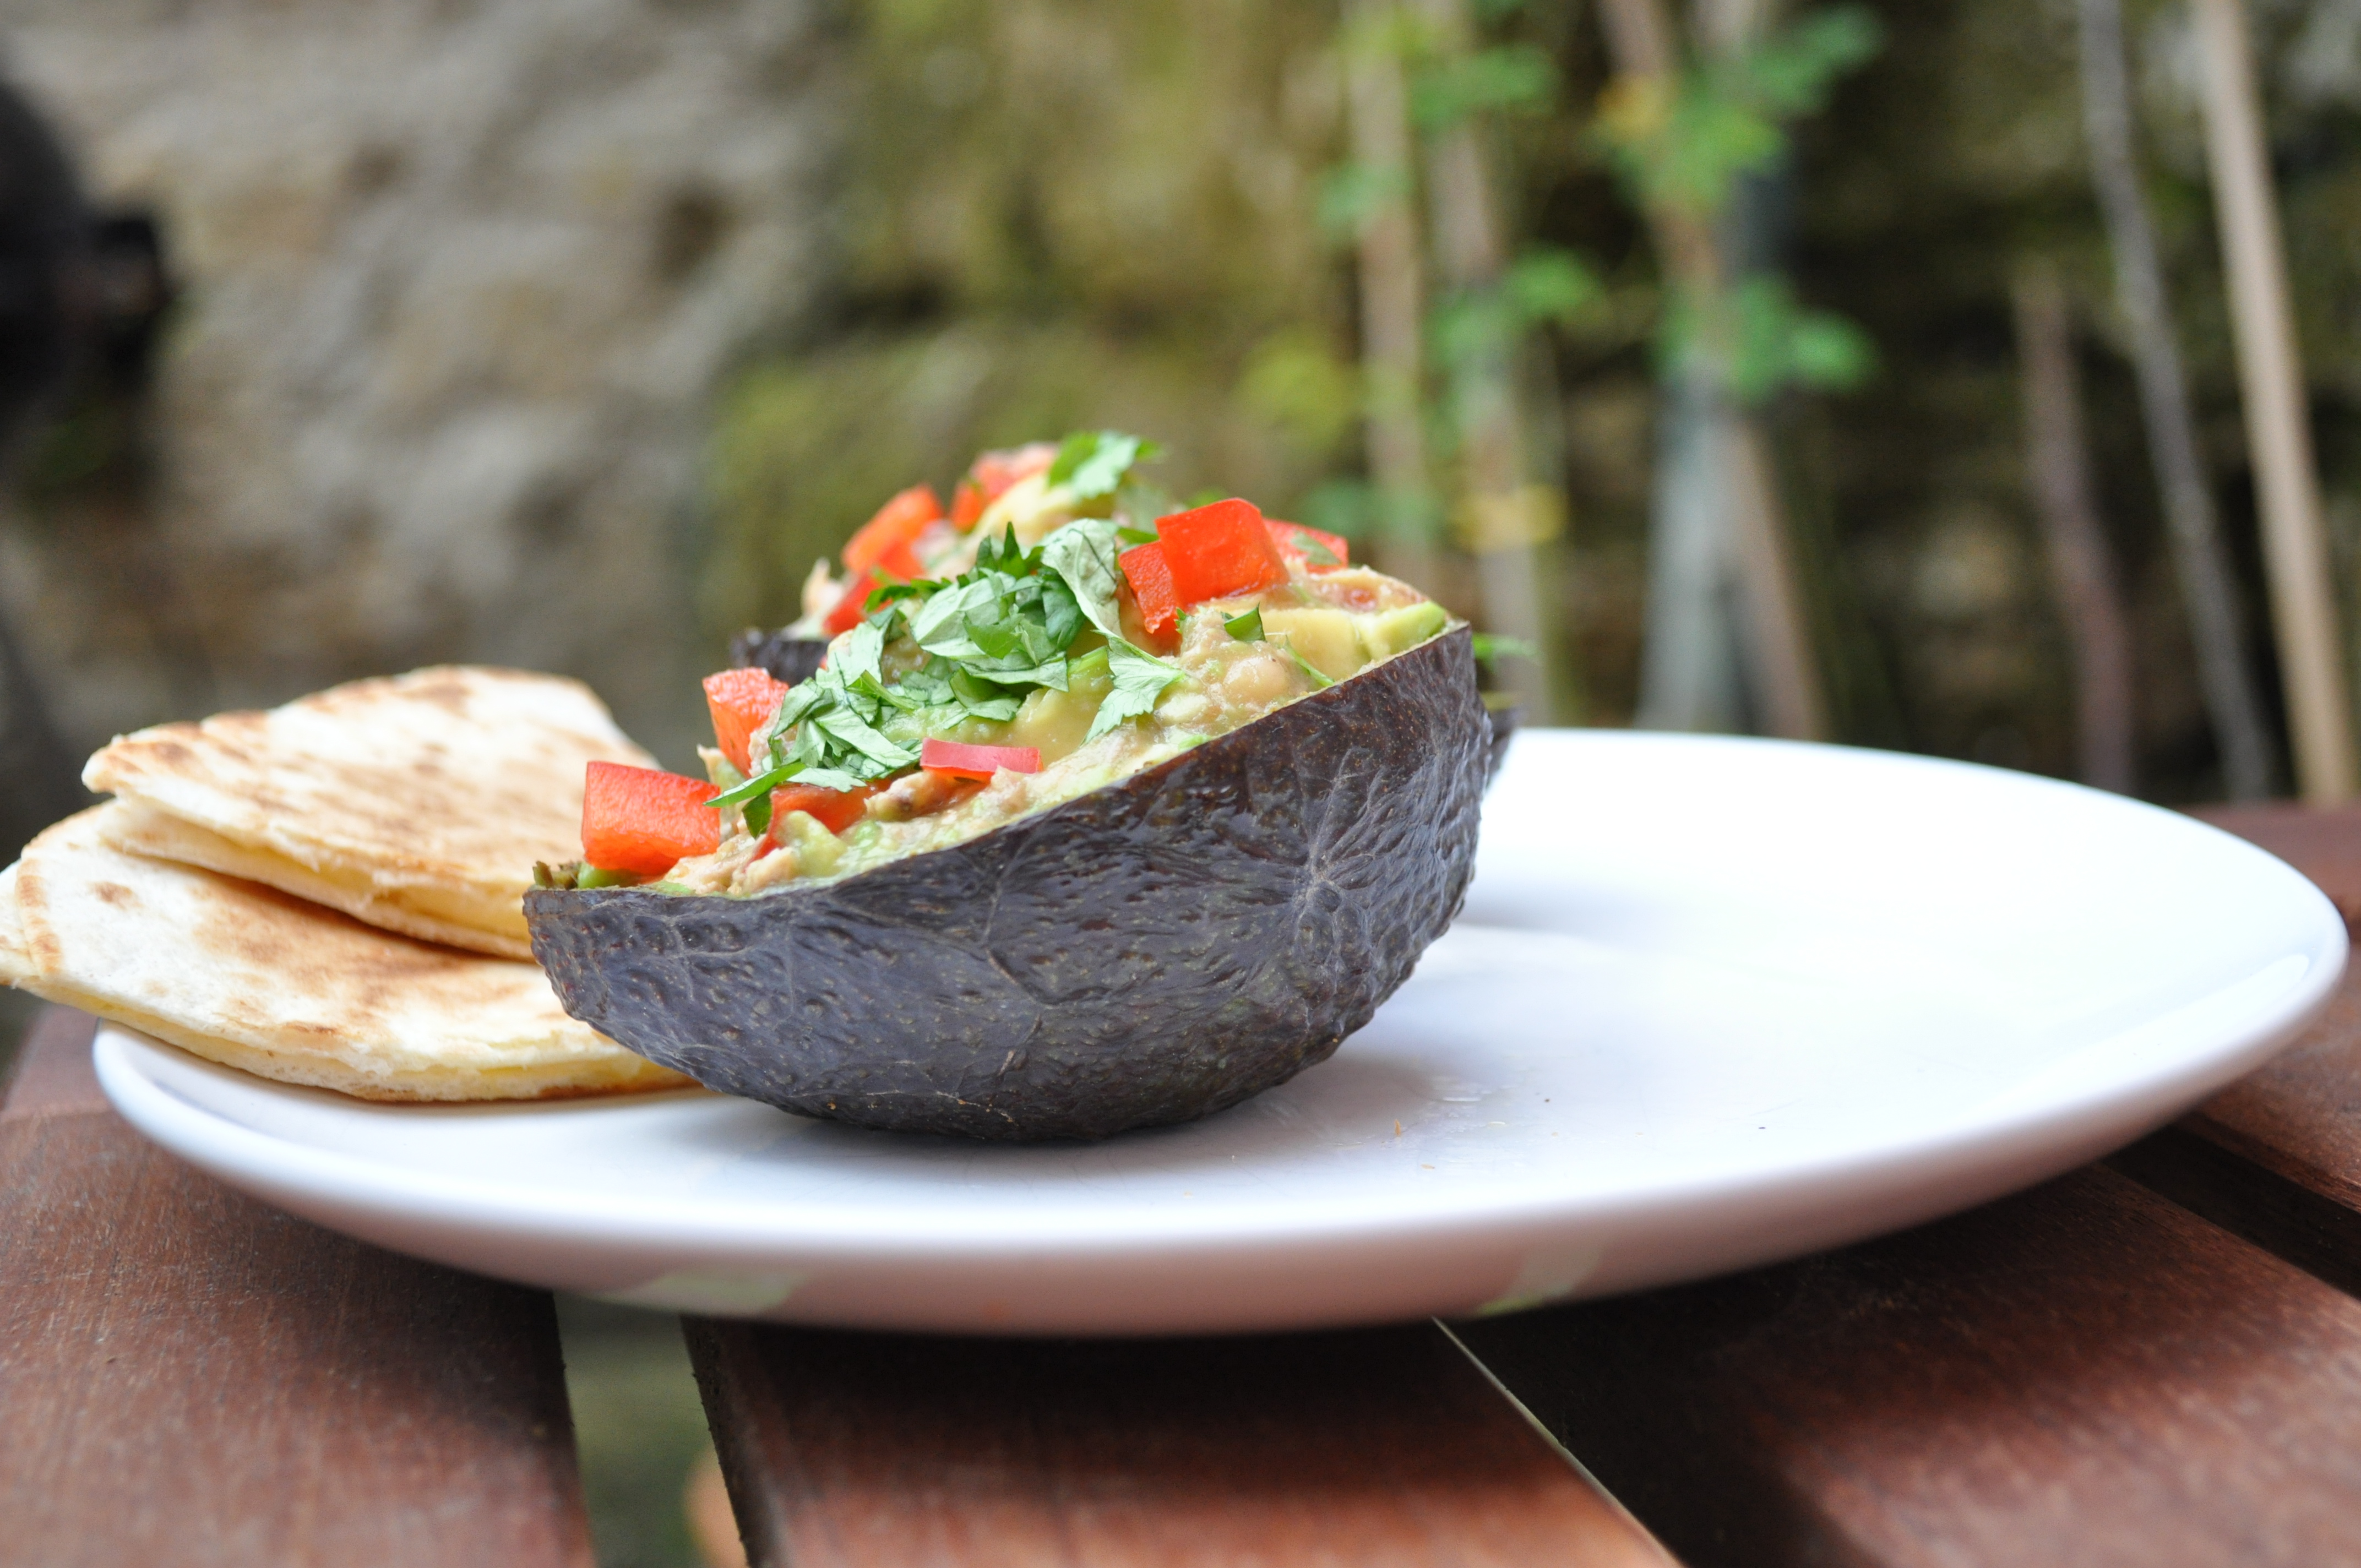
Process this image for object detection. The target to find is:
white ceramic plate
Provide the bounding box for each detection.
[96,731,2343,1335]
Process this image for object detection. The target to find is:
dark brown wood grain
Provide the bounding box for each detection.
[1455,1165,2361,1568]
[2107,1124,2361,1299]
[0,1002,108,1120]
[687,1317,1676,1567]
[0,1008,597,1568]
[2188,802,2361,1213]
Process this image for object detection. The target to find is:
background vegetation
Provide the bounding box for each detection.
[706,0,2361,802]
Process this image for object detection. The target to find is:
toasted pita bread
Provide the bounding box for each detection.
[0,863,31,986]
[82,666,651,960]
[6,805,692,1101]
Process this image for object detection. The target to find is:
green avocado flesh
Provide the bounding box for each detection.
[663,573,1448,897]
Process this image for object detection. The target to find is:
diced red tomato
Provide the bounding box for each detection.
[971,443,1057,500]
[919,738,1042,780]
[581,761,720,876]
[1119,541,1179,636]
[842,484,943,580]
[1157,498,1291,606]
[702,667,791,775]
[766,781,880,838]
[1264,518,1350,574]
[823,569,883,635]
[948,442,1059,530]
[950,478,987,530]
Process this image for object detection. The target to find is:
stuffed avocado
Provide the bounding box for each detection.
[526,433,1489,1140]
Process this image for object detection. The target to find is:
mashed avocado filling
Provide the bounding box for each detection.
[661,515,1449,897]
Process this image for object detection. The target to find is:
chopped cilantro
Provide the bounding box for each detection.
[1116,526,1160,546]
[1274,635,1335,690]
[725,486,1201,802]
[1048,430,1162,500]
[1224,607,1264,641]
[1038,519,1127,643]
[1086,638,1185,742]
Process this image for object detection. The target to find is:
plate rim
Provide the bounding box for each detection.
[88,729,2352,1289]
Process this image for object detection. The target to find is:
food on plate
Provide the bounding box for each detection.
[4,805,689,1101]
[83,666,651,961]
[0,865,33,987]
[527,432,1489,1140]
[730,440,1067,687]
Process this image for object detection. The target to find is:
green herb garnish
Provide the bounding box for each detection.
[1087,638,1187,741]
[1224,607,1264,642]
[1274,635,1334,690]
[1048,431,1162,500]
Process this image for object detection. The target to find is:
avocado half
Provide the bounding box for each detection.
[525,626,1489,1140]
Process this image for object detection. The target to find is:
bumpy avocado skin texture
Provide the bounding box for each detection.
[527,627,1488,1140]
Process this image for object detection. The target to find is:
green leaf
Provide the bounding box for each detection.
[792,767,864,794]
[1116,525,1160,546]
[963,655,1069,691]
[1411,45,1555,129]
[743,791,772,839]
[1469,633,1539,665]
[948,667,1023,721]
[908,576,991,656]
[813,705,918,772]
[708,760,804,810]
[1506,248,1603,326]
[1225,607,1264,641]
[1316,161,1410,238]
[1787,311,1876,390]
[1038,569,1082,646]
[1085,639,1184,742]
[835,620,885,687]
[1039,517,1129,644]
[1047,431,1159,500]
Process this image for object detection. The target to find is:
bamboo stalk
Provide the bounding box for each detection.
[1341,0,1440,594]
[2012,261,2137,793]
[1599,0,1827,739]
[2190,0,2355,802]
[1412,0,1567,723]
[2075,0,2274,799]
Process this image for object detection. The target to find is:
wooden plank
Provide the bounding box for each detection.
[0,1002,109,1120]
[2107,1125,2361,1298]
[2187,802,2361,1212]
[0,1008,597,1568]
[1454,1166,2361,1568]
[686,1317,1677,1568]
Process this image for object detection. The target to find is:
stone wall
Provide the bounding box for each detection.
[0,0,838,769]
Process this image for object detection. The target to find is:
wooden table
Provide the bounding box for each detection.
[6,803,2361,1566]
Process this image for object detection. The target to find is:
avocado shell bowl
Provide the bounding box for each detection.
[525,627,1490,1141]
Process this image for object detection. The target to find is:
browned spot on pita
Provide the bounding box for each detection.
[92,882,133,906]
[408,677,476,715]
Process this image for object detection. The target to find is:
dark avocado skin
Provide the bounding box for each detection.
[728,627,830,687]
[526,626,1489,1141]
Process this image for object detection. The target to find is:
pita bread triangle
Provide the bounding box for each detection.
[7,805,691,1101]
[0,863,32,986]
[82,666,651,960]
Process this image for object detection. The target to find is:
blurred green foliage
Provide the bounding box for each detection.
[703,0,2361,800]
